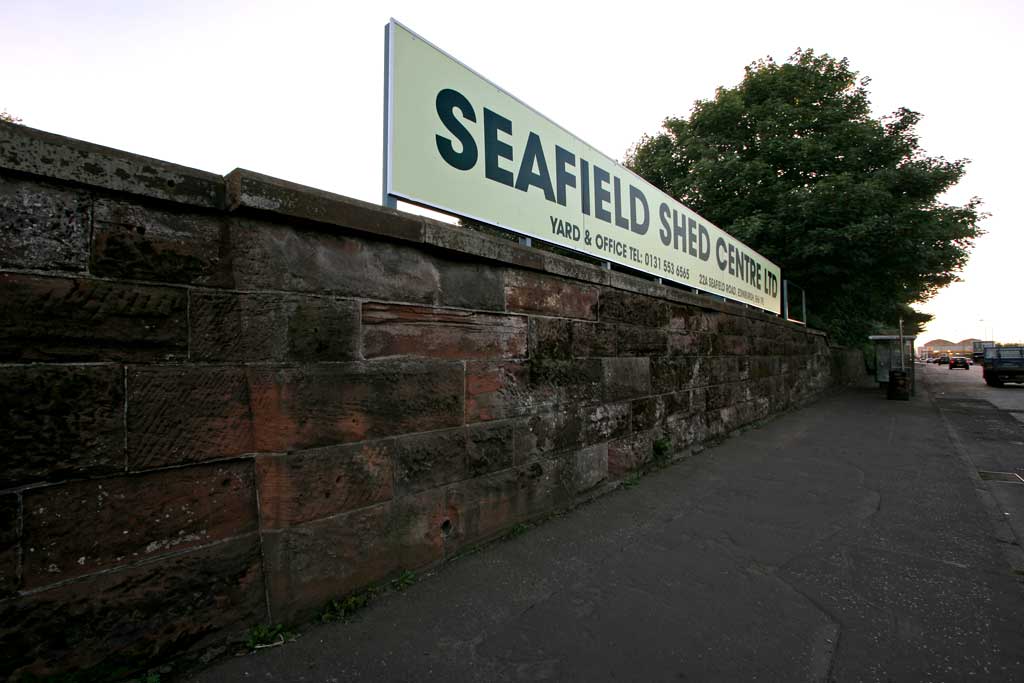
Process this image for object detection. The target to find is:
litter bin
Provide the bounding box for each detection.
[887,369,910,400]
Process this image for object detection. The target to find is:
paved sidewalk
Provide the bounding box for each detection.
[190,378,1024,682]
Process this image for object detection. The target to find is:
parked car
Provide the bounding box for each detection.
[949,356,970,370]
[937,355,950,365]
[983,347,1024,386]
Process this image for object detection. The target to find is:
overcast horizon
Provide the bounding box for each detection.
[3,0,1020,342]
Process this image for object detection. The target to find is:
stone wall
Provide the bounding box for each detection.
[0,121,858,681]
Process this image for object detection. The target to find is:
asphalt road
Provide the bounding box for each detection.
[187,369,1024,682]
[921,359,1024,414]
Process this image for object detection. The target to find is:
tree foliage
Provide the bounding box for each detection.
[0,110,22,124]
[626,49,982,343]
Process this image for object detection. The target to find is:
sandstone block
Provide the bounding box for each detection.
[528,317,573,360]
[0,273,187,362]
[261,490,445,623]
[668,331,713,356]
[127,366,254,469]
[571,443,608,493]
[603,357,651,401]
[570,321,618,357]
[424,219,546,273]
[444,459,567,553]
[631,396,664,433]
[437,258,505,311]
[191,291,359,362]
[227,169,424,242]
[22,462,257,589]
[573,322,668,357]
[0,176,89,272]
[91,199,233,286]
[0,535,264,682]
[229,218,442,302]
[599,289,669,327]
[392,428,470,496]
[249,360,464,452]
[363,303,527,360]
[262,503,391,623]
[514,408,584,463]
[466,359,602,422]
[466,421,515,478]
[0,364,124,489]
[608,431,654,479]
[1,122,225,209]
[580,402,632,445]
[256,442,394,530]
[504,270,599,319]
[0,493,18,597]
[651,356,701,393]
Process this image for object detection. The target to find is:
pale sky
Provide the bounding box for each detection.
[2,0,1021,343]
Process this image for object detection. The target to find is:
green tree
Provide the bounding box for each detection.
[626,49,982,343]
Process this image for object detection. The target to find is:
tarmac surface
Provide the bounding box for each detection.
[189,363,1024,682]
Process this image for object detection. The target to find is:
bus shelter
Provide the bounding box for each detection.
[869,334,916,399]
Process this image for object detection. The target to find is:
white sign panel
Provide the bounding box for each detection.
[384,20,781,313]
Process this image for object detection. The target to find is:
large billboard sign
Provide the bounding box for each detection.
[383,20,782,314]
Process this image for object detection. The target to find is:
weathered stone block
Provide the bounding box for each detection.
[0,273,187,362]
[514,408,584,463]
[392,428,470,496]
[529,317,573,360]
[249,360,464,452]
[631,396,663,433]
[0,493,18,597]
[571,443,608,493]
[437,258,506,311]
[91,199,233,286]
[227,169,425,242]
[651,356,701,393]
[706,383,729,411]
[599,290,669,327]
[466,359,602,422]
[721,334,751,356]
[573,322,668,357]
[603,357,651,401]
[504,270,599,319]
[668,331,713,356]
[390,488,448,571]
[191,291,359,362]
[256,442,394,530]
[262,491,445,622]
[466,421,515,478]
[229,218,442,302]
[22,462,257,589]
[571,321,618,357]
[0,364,124,489]
[673,412,709,449]
[363,304,527,360]
[580,402,632,445]
[262,503,390,623]
[608,431,654,479]
[424,219,546,273]
[0,176,89,272]
[616,323,669,356]
[444,459,567,553]
[0,535,265,683]
[127,366,254,470]
[1,121,225,209]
